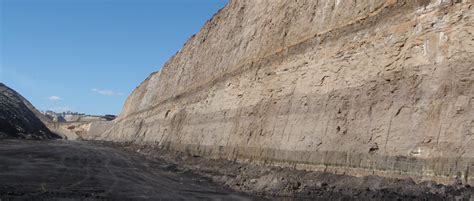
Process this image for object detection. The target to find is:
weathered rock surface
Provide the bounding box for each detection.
[87,0,474,185]
[0,83,60,139]
[50,120,113,141]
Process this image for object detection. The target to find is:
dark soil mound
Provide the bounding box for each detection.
[0,83,60,139]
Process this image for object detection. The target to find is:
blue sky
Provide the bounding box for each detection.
[0,0,228,115]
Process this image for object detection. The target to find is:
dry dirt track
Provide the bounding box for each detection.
[0,140,258,200]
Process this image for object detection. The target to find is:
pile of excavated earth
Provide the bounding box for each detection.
[0,83,59,140]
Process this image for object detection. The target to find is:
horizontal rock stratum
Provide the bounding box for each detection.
[86,0,474,185]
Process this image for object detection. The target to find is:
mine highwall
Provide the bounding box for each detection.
[88,1,474,185]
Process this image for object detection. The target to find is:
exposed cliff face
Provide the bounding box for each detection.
[90,0,473,184]
[0,83,60,139]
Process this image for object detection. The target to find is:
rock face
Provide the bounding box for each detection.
[0,83,60,139]
[90,0,474,184]
[43,112,116,140]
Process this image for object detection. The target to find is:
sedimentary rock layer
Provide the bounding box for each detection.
[90,0,474,184]
[0,83,60,139]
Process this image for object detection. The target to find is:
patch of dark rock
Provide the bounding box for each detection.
[114,142,474,200]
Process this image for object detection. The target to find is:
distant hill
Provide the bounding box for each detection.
[0,83,60,139]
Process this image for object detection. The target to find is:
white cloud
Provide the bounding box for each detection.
[91,88,124,96]
[48,96,61,101]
